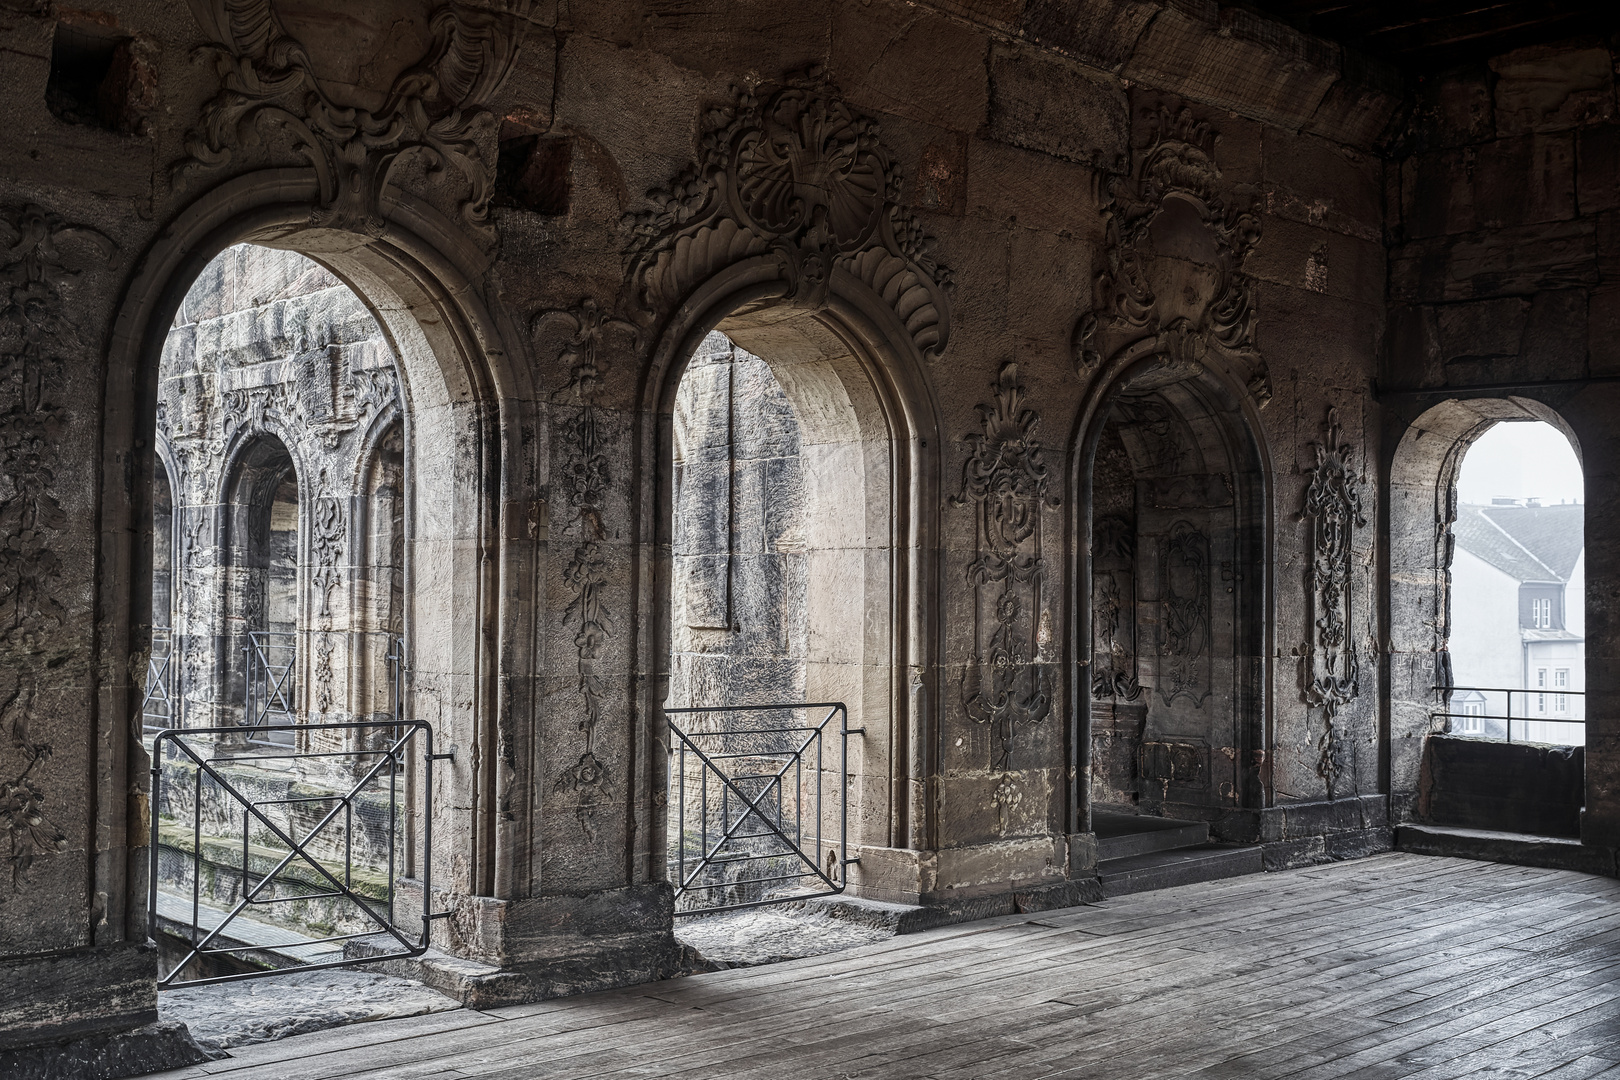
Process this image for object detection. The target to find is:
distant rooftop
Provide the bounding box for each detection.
[1453,503,1584,583]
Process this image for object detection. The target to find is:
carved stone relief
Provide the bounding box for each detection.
[555,751,614,844]
[1091,515,1143,702]
[180,0,530,237]
[624,70,953,360]
[310,494,346,618]
[1158,520,1211,709]
[955,362,1055,803]
[533,299,639,841]
[1300,408,1365,798]
[0,204,116,887]
[1075,102,1269,406]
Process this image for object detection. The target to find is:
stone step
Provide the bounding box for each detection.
[1098,844,1264,898]
[344,939,531,1009]
[1395,823,1617,877]
[1092,810,1211,861]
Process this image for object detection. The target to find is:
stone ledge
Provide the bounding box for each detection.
[1395,823,1619,877]
[0,1022,216,1080]
[0,942,162,1052]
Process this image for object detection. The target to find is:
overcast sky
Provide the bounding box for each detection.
[1457,421,1583,506]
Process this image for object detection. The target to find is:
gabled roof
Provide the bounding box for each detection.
[1453,503,1583,584]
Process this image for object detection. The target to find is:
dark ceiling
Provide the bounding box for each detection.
[1241,1,1620,71]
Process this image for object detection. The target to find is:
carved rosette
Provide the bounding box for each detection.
[179,1,531,237]
[1075,103,1269,405]
[623,72,952,360]
[533,299,640,842]
[1301,408,1365,798]
[955,363,1056,783]
[0,204,115,886]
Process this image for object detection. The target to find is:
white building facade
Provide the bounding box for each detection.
[1449,502,1585,745]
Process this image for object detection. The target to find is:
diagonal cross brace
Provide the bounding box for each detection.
[669,721,831,894]
[157,727,417,985]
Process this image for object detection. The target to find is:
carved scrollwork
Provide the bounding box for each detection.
[179,0,531,238]
[0,203,115,887]
[533,300,638,799]
[1077,103,1269,404]
[954,362,1056,778]
[624,70,952,360]
[310,494,346,618]
[1301,407,1365,798]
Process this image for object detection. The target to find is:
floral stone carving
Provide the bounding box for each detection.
[624,69,952,360]
[180,0,531,237]
[1074,103,1269,405]
[0,204,115,886]
[1301,408,1365,798]
[955,362,1055,779]
[533,298,640,841]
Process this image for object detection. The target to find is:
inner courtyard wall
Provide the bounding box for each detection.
[1,0,1617,1064]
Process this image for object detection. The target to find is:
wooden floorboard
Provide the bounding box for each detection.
[149,854,1620,1080]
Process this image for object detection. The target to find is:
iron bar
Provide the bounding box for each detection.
[1431,685,1586,746]
[151,718,434,989]
[665,702,853,915]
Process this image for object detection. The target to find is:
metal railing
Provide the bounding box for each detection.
[150,719,453,988]
[1433,685,1586,745]
[243,631,297,745]
[666,702,860,915]
[142,627,176,734]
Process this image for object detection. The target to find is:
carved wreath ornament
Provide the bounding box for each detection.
[181,0,530,237]
[624,71,952,359]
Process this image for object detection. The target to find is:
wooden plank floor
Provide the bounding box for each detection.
[150,854,1620,1080]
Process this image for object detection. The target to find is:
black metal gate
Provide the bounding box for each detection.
[666,702,859,914]
[149,718,449,988]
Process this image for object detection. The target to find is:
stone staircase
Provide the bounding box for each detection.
[1093,810,1264,898]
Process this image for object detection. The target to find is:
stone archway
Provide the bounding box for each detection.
[103,172,537,962]
[596,72,952,905]
[1074,351,1271,835]
[1067,98,1276,841]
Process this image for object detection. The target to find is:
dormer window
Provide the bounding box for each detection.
[1533,597,1552,628]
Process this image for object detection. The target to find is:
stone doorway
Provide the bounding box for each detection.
[658,315,912,962]
[1082,363,1268,880]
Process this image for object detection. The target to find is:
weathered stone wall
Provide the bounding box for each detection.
[669,332,808,710]
[4,0,1616,1061]
[1380,40,1620,844]
[155,243,402,733]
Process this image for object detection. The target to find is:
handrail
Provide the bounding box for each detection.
[1430,684,1585,745]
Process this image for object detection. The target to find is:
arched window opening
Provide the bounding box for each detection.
[1388,399,1585,839]
[222,436,300,745]
[1446,421,1585,747]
